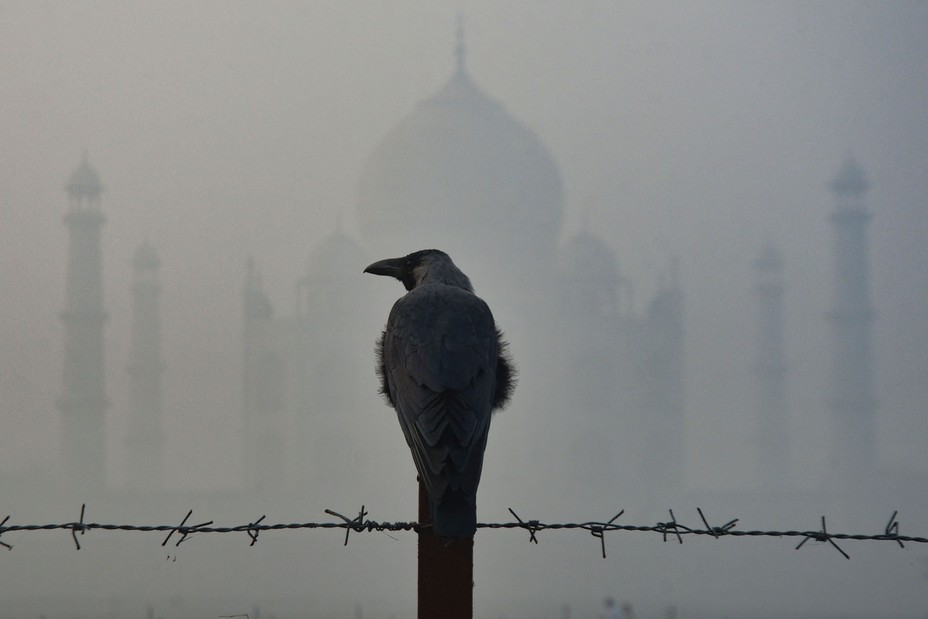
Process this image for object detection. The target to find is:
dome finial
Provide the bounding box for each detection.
[830,153,869,198]
[66,151,103,204]
[455,14,466,75]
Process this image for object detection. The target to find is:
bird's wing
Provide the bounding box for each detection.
[383,285,497,504]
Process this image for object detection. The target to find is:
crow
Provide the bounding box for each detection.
[364,249,514,537]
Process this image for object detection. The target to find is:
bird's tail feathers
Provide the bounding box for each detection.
[431,489,477,538]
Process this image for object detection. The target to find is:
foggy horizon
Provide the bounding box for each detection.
[1,2,927,617]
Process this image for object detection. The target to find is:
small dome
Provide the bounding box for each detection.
[560,230,622,319]
[830,157,869,197]
[560,229,621,284]
[133,241,160,271]
[66,156,103,198]
[754,242,782,271]
[298,230,367,323]
[303,230,364,284]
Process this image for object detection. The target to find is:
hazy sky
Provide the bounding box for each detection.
[3,0,925,476]
[1,2,927,615]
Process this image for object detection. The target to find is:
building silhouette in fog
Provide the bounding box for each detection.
[58,155,109,490]
[241,233,371,493]
[49,55,884,502]
[126,240,165,490]
[240,40,685,499]
[753,243,789,487]
[827,157,877,478]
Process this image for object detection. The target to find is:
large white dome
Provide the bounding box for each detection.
[356,68,564,281]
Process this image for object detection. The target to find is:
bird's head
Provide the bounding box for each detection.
[364,249,473,292]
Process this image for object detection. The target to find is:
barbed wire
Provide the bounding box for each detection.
[0,504,924,559]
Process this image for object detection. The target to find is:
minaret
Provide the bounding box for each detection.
[241,258,283,492]
[57,155,109,489]
[827,157,876,477]
[126,241,165,490]
[753,243,788,487]
[641,257,685,493]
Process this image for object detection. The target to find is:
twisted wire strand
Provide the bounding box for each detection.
[0,505,923,559]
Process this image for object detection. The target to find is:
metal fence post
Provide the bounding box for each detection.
[417,480,473,619]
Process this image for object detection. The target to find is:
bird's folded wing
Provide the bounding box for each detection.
[384,286,497,503]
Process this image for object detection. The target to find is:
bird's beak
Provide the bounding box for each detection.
[364,257,404,278]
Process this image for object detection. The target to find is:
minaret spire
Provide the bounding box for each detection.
[455,14,466,75]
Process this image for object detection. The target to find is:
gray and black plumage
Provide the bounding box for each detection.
[364,249,515,538]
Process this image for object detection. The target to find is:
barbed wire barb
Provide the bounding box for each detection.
[161,509,192,547]
[696,507,738,539]
[0,516,11,550]
[507,508,540,544]
[324,505,368,546]
[588,510,624,558]
[179,516,215,546]
[159,509,214,547]
[795,516,850,559]
[658,509,684,544]
[885,511,903,548]
[246,515,266,546]
[70,503,87,550]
